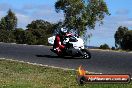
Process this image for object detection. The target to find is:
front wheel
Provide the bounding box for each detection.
[81,49,91,59]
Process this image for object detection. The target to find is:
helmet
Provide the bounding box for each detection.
[60,28,67,35]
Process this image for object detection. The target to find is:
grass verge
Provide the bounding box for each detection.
[0,59,131,88]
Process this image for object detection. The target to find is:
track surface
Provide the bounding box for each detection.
[0,43,132,75]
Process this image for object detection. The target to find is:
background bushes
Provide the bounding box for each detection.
[0,10,54,45]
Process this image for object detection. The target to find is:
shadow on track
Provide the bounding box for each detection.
[36,55,59,58]
[36,55,83,59]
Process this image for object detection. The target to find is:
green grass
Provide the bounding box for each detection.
[0,59,131,88]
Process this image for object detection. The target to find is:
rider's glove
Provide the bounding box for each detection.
[63,38,69,44]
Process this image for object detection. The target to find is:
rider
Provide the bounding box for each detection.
[53,28,67,54]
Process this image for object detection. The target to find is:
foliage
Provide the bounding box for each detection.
[28,29,50,45]
[0,10,53,45]
[52,21,63,35]
[111,46,115,50]
[114,26,132,50]
[26,20,55,45]
[0,30,15,43]
[27,20,54,34]
[114,26,128,49]
[55,0,110,35]
[24,31,37,45]
[99,44,110,49]
[13,29,26,44]
[122,30,132,50]
[13,25,52,45]
[0,9,17,30]
[0,18,7,30]
[83,30,92,45]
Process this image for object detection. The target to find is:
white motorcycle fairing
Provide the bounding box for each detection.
[48,36,84,50]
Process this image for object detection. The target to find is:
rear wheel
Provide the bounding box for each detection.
[81,49,91,59]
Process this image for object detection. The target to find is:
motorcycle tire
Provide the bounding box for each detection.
[77,76,86,85]
[81,49,91,59]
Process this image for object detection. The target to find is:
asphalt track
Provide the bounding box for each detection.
[0,43,132,75]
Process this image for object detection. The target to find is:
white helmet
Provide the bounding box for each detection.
[60,28,67,35]
[61,28,67,33]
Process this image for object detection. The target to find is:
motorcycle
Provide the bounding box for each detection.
[48,34,91,59]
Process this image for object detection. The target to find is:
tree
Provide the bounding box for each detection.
[99,44,110,49]
[26,20,55,45]
[122,30,132,50]
[13,28,26,44]
[114,26,128,49]
[52,21,63,35]
[55,0,110,35]
[27,29,50,45]
[0,18,7,30]
[24,31,37,45]
[0,30,15,43]
[14,28,37,45]
[111,46,115,50]
[27,20,54,34]
[0,9,17,30]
